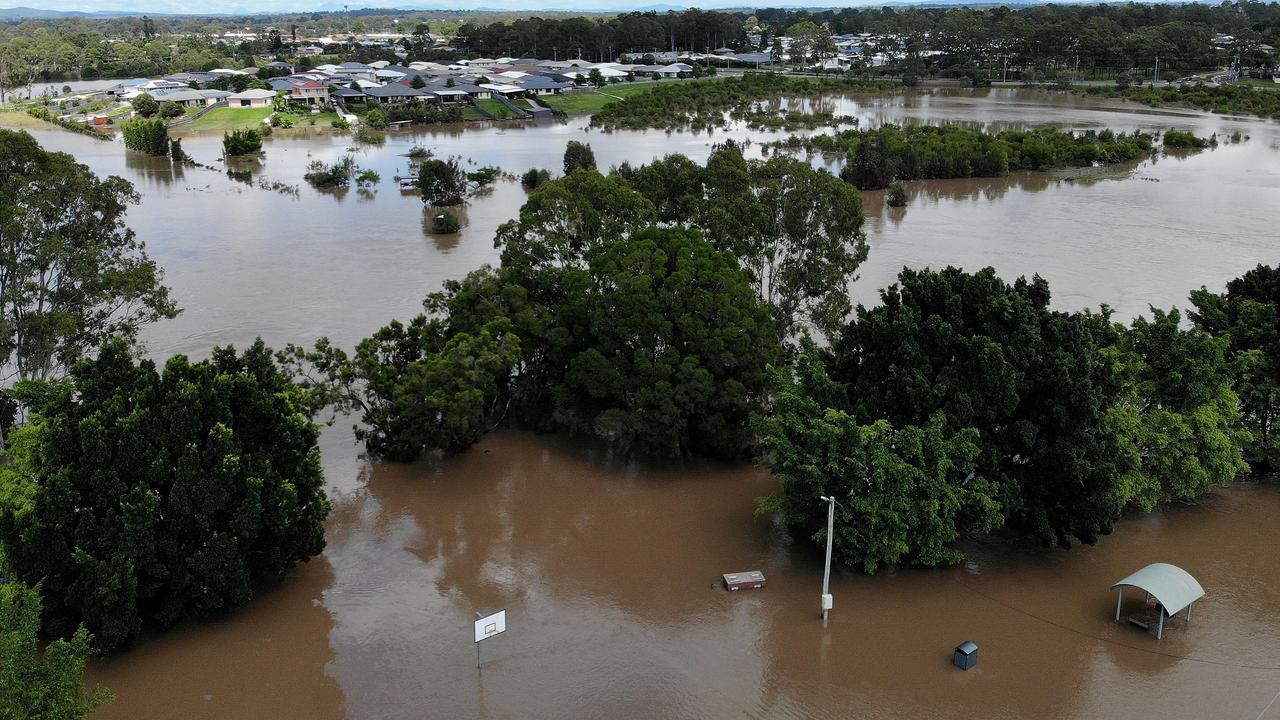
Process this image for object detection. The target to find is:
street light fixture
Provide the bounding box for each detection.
[819,495,836,621]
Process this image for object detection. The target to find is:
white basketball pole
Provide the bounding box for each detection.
[819,496,836,621]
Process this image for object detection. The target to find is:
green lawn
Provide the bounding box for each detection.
[1233,77,1280,91]
[176,106,272,133]
[461,107,489,120]
[539,83,661,114]
[275,110,343,128]
[0,110,59,130]
[474,98,520,119]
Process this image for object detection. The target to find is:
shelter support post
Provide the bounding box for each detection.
[1157,607,1165,640]
[1115,588,1124,622]
[1186,602,1192,623]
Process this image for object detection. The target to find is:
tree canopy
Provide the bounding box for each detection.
[543,226,781,457]
[0,130,177,391]
[562,141,597,175]
[0,582,113,719]
[0,340,329,651]
[1106,308,1248,510]
[830,267,1129,547]
[756,340,1002,572]
[1190,263,1280,469]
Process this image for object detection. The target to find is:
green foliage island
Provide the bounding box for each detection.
[773,124,1157,190]
[1083,84,1280,121]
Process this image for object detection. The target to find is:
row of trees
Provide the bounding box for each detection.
[753,3,1280,73]
[456,9,747,60]
[760,268,1251,569]
[775,125,1157,190]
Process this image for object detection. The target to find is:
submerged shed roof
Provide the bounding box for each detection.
[1110,563,1205,616]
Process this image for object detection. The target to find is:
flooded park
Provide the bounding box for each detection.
[18,87,1280,719]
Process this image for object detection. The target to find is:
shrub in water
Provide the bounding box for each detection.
[431,208,461,234]
[887,180,908,207]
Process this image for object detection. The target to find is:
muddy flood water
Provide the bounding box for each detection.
[17,87,1280,719]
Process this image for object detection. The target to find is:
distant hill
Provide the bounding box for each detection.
[0,6,155,18]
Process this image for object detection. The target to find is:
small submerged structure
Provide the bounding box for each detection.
[722,571,766,591]
[1110,563,1205,640]
[953,641,979,671]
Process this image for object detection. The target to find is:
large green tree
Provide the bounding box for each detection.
[1190,264,1280,469]
[562,140,596,175]
[415,157,467,206]
[0,130,177,392]
[0,340,328,651]
[756,340,1003,572]
[547,226,782,458]
[1106,308,1248,510]
[831,266,1127,547]
[0,582,113,720]
[279,314,521,462]
[622,145,869,336]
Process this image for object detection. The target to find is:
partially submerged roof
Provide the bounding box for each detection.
[1110,563,1205,616]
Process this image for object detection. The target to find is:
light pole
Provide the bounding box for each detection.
[819,495,836,621]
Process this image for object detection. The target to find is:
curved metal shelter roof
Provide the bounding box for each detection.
[1110,563,1205,616]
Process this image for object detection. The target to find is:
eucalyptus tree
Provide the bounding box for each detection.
[0,130,177,444]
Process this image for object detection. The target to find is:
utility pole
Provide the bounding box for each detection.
[819,495,836,621]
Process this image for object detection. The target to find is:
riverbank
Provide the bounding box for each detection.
[0,110,60,130]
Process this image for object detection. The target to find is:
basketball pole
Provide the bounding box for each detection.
[475,612,483,669]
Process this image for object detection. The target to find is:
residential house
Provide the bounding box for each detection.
[422,79,490,101]
[478,82,528,99]
[226,88,276,108]
[364,84,427,105]
[331,87,368,104]
[513,75,573,95]
[150,89,231,107]
[268,76,304,92]
[290,81,330,106]
[337,62,377,83]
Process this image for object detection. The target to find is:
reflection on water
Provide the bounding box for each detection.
[34,88,1280,719]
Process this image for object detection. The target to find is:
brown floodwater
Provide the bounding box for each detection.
[16,87,1280,718]
[87,431,1280,720]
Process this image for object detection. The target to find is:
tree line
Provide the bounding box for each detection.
[283,140,864,460]
[456,9,746,60]
[753,2,1280,73]
[772,124,1157,190]
[0,128,330,720]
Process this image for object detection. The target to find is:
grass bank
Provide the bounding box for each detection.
[176,106,272,133]
[0,110,61,130]
[474,98,521,119]
[1079,83,1280,120]
[539,83,663,115]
